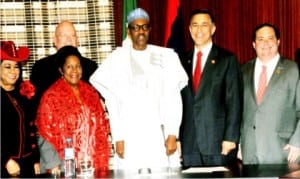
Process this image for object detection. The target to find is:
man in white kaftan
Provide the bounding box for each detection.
[90,8,188,174]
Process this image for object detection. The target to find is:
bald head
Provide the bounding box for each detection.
[53,20,78,50]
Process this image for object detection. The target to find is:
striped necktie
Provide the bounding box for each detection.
[256,65,267,105]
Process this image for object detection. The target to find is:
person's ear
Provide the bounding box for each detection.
[53,36,57,48]
[252,41,256,50]
[211,24,216,36]
[59,68,63,76]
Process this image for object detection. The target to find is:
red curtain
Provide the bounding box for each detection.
[163,0,180,46]
[114,0,300,64]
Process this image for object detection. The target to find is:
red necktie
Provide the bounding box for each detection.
[256,65,267,105]
[193,51,202,93]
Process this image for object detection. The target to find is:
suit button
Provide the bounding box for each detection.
[253,126,256,130]
[31,144,36,149]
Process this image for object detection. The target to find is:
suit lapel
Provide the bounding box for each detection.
[183,50,194,94]
[244,60,256,104]
[262,57,285,103]
[186,50,194,78]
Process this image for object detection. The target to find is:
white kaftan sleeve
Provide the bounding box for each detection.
[89,48,126,142]
[155,47,188,138]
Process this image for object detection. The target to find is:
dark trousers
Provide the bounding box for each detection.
[182,144,238,167]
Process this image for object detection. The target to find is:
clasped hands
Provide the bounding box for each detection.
[115,135,177,159]
[6,159,40,176]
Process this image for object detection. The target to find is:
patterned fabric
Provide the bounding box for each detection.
[256,65,267,105]
[35,78,110,171]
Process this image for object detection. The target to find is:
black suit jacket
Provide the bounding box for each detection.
[179,44,243,166]
[1,88,40,177]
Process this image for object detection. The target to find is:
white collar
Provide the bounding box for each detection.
[194,41,213,55]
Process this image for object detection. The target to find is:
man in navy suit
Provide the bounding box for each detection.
[179,9,243,167]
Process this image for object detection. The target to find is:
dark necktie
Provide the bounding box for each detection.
[193,51,202,93]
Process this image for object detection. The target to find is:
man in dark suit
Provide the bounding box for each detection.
[30,20,98,174]
[179,9,243,167]
[30,20,98,104]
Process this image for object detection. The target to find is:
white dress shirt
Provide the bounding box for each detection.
[192,42,213,74]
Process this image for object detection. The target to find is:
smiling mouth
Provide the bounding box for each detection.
[69,75,80,78]
[8,76,17,80]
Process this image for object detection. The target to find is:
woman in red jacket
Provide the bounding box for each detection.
[35,46,110,176]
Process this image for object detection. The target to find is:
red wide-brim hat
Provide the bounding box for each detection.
[1,41,30,62]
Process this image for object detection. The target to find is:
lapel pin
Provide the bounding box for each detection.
[275,67,282,74]
[211,59,216,64]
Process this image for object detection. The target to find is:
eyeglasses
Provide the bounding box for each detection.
[128,24,150,32]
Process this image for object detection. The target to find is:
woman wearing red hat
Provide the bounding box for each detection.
[0,41,40,177]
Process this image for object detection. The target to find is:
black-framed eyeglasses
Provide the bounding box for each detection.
[128,24,150,32]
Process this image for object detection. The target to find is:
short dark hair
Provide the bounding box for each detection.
[252,23,280,42]
[55,45,82,69]
[189,9,215,24]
